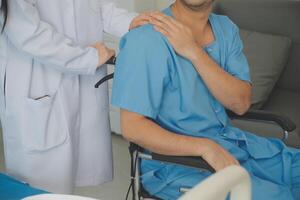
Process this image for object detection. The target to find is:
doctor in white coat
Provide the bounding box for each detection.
[0,0,150,194]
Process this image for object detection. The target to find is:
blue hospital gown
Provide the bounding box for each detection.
[112,7,300,200]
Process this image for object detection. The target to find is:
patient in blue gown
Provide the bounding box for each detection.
[112,0,300,199]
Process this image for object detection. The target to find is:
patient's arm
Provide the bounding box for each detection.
[191,49,252,116]
[121,109,239,171]
[150,13,252,116]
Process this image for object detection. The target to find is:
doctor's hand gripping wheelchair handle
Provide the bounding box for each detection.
[95,56,117,88]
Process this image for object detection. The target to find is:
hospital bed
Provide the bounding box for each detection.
[95,56,297,200]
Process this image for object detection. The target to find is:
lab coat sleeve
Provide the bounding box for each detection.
[100,0,137,37]
[112,27,171,119]
[4,0,99,75]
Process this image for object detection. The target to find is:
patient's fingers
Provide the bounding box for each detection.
[168,16,182,27]
[151,19,173,35]
[150,12,178,31]
[153,25,171,37]
[201,139,240,172]
[150,17,171,31]
[151,12,179,27]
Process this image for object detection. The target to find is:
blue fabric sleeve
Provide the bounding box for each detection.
[111,26,171,119]
[225,25,252,84]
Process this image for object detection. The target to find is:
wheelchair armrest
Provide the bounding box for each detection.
[129,143,215,173]
[226,109,296,133]
[151,153,216,173]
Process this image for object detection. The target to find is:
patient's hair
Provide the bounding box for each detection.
[1,0,8,33]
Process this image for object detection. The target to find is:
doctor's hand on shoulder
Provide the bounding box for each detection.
[92,12,154,67]
[129,12,155,30]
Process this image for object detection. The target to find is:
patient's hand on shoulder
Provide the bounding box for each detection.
[199,139,240,172]
[150,12,199,61]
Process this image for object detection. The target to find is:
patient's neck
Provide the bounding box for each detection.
[172,1,212,36]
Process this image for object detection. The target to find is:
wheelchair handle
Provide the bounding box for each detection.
[105,56,117,65]
[95,56,116,88]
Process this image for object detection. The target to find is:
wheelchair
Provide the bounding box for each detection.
[96,57,297,200]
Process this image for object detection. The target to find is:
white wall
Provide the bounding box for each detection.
[106,0,174,134]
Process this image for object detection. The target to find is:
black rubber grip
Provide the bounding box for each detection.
[227,109,296,132]
[151,153,215,173]
[106,56,117,65]
[95,73,114,88]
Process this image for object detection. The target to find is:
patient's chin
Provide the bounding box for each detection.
[181,0,214,11]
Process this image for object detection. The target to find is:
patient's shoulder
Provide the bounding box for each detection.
[210,13,240,36]
[210,14,239,46]
[119,24,169,51]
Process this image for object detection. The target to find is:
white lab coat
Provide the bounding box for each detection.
[0,0,135,193]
